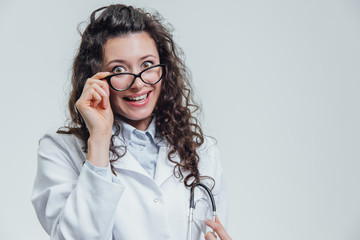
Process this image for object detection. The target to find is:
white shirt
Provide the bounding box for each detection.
[32,130,228,240]
[121,118,160,178]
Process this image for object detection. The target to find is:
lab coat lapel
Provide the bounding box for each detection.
[111,133,152,178]
[112,151,150,178]
[111,136,179,185]
[154,146,179,187]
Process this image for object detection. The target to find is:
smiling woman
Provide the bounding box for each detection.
[103,33,163,130]
[31,4,231,240]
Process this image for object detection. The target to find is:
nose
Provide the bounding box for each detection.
[130,76,146,90]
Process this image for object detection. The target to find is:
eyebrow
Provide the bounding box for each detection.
[105,54,158,68]
[140,54,158,61]
[106,59,127,68]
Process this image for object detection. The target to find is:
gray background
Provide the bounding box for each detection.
[0,0,359,239]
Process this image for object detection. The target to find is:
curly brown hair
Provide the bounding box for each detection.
[58,4,206,187]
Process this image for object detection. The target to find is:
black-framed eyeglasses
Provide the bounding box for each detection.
[104,64,165,91]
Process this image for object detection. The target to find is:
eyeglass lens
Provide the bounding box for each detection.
[110,65,163,90]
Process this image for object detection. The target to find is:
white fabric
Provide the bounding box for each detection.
[32,132,228,240]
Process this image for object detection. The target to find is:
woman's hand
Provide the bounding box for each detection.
[205,215,232,240]
[75,72,114,167]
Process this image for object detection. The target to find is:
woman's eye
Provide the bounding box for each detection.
[142,61,153,69]
[112,66,126,73]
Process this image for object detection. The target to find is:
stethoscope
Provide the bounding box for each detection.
[188,182,216,240]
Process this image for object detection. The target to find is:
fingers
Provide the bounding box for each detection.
[75,72,114,139]
[204,232,217,240]
[92,71,111,81]
[89,83,109,109]
[77,72,111,110]
[205,215,232,240]
[89,71,111,95]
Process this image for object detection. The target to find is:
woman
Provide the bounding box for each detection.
[32,4,232,240]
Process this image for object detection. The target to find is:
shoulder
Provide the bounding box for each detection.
[197,136,221,170]
[198,136,218,152]
[40,131,84,152]
[197,136,226,194]
[38,131,87,169]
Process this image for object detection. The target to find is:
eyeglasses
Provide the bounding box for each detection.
[104,64,165,91]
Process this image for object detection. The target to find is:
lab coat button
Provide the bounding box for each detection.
[153,198,159,203]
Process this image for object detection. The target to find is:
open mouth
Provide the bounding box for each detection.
[123,92,149,102]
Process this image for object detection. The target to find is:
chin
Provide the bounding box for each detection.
[114,107,154,129]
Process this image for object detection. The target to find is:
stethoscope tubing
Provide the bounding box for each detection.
[188,182,216,240]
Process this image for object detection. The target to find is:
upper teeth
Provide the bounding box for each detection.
[129,93,147,101]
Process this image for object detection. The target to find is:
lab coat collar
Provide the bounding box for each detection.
[112,151,150,178]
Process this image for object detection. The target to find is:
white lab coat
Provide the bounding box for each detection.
[32,132,228,240]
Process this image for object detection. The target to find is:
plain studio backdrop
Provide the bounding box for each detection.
[0,0,359,239]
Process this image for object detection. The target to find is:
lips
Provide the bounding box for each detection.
[124,93,148,102]
[123,91,151,107]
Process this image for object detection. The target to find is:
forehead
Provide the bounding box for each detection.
[103,32,159,63]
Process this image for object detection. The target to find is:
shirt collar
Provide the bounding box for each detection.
[118,117,165,146]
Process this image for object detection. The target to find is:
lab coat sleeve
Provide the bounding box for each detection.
[203,138,229,229]
[31,133,126,240]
